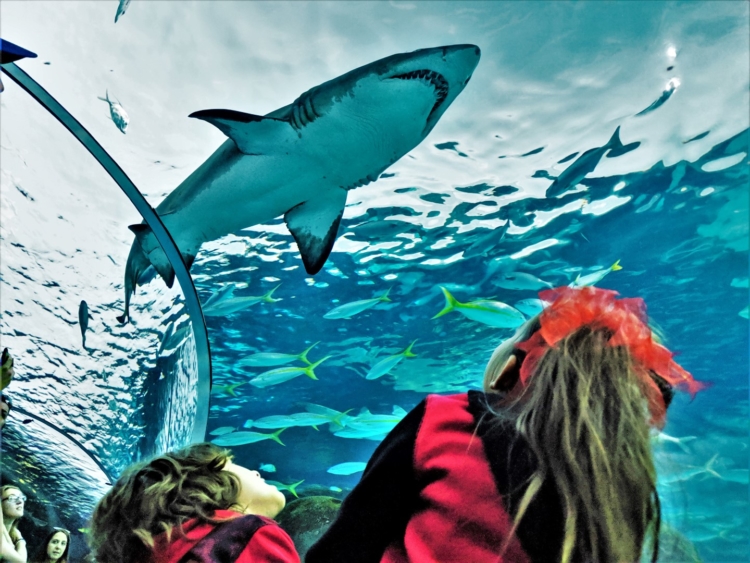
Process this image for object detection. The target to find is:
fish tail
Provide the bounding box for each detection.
[403,339,418,358]
[270,428,286,446]
[432,287,458,319]
[610,259,623,271]
[705,454,722,478]
[379,287,392,303]
[298,341,319,365]
[287,479,304,498]
[262,284,282,303]
[304,356,331,380]
[97,89,110,103]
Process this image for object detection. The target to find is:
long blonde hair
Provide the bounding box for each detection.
[485,319,661,563]
[88,443,242,563]
[1,485,23,537]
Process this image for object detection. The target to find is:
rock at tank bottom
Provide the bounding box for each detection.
[276,495,341,561]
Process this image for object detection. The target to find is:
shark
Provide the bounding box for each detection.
[546,126,639,198]
[119,44,481,322]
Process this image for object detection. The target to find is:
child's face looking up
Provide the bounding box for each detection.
[224,462,286,518]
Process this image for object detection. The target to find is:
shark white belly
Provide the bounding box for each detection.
[120,44,480,322]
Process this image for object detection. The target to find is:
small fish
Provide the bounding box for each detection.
[660,454,721,485]
[209,426,237,437]
[266,479,304,498]
[366,340,417,380]
[513,298,547,318]
[494,272,552,291]
[238,342,319,368]
[329,486,343,493]
[252,412,332,429]
[210,382,246,397]
[249,356,330,388]
[204,284,237,308]
[258,463,277,473]
[78,300,90,349]
[432,287,525,328]
[114,0,131,23]
[570,260,622,287]
[327,462,367,476]
[98,90,129,133]
[651,431,697,453]
[324,288,392,319]
[203,285,281,317]
[211,428,285,447]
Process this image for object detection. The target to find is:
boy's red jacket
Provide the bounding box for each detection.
[152,510,300,563]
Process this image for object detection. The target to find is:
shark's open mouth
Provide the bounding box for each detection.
[392,70,449,119]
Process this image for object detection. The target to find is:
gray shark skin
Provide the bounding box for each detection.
[119,44,481,322]
[546,126,639,198]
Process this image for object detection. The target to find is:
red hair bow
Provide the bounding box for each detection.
[515,286,705,427]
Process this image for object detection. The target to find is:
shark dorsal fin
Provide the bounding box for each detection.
[189,109,297,155]
[285,188,347,275]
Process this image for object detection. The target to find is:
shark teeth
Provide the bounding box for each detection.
[392,69,449,116]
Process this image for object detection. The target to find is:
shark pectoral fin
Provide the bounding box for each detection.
[189,109,297,155]
[128,224,176,288]
[285,189,347,275]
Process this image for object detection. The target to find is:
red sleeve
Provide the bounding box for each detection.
[237,522,300,563]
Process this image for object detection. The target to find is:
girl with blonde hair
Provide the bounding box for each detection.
[307,286,705,563]
[1,484,27,563]
[89,442,299,563]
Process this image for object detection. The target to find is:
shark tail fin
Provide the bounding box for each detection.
[432,287,459,319]
[298,342,319,365]
[287,479,305,498]
[270,428,286,446]
[262,284,282,303]
[128,224,196,289]
[304,356,331,381]
[379,287,393,303]
[402,339,418,358]
[610,259,623,271]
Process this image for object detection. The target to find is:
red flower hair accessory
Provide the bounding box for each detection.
[515,286,705,427]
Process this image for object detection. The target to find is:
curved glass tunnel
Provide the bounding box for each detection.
[0,56,210,560]
[1,2,748,562]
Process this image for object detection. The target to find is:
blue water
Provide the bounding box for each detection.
[201,130,749,561]
[0,2,748,562]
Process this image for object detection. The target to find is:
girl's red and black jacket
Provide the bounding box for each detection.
[151,510,300,563]
[306,392,566,563]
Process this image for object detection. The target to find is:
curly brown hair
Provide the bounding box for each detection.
[88,443,243,563]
